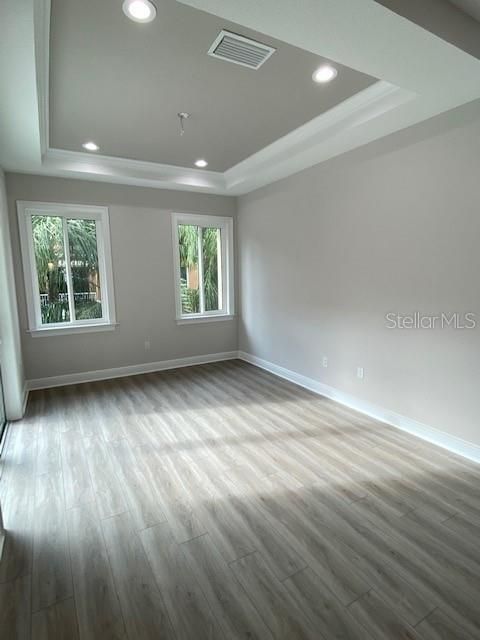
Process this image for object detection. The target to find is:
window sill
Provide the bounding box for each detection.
[176,314,235,325]
[28,323,118,338]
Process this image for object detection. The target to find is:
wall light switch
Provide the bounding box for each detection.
[144,340,151,351]
[357,367,364,380]
[322,356,328,368]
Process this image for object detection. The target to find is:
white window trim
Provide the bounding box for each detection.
[17,201,117,337]
[171,212,234,324]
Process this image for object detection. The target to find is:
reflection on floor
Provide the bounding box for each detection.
[0,359,479,639]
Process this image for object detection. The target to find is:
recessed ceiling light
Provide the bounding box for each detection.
[122,0,157,23]
[312,65,338,84]
[82,141,99,152]
[195,159,208,168]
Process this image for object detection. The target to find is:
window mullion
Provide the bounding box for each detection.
[217,228,224,312]
[197,226,205,314]
[26,215,44,329]
[62,217,76,323]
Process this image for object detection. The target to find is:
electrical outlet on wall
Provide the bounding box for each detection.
[322,356,328,368]
[357,367,364,380]
[144,340,151,351]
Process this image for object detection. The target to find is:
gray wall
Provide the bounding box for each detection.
[237,101,480,447]
[6,174,237,381]
[0,170,25,418]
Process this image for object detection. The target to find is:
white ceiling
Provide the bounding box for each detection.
[49,0,375,172]
[2,0,480,195]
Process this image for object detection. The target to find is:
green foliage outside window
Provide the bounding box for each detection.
[32,215,102,324]
[178,224,220,314]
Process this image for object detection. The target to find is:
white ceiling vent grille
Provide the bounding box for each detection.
[208,30,276,70]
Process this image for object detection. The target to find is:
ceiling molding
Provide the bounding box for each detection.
[224,81,415,193]
[2,0,480,195]
[39,80,409,195]
[42,148,228,194]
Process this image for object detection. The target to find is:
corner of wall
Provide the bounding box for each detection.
[0,170,27,419]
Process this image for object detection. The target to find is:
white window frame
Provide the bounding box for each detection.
[17,201,117,337]
[172,212,234,324]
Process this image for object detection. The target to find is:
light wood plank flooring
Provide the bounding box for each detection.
[1,359,480,639]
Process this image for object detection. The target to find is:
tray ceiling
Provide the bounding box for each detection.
[2,0,480,194]
[49,0,375,171]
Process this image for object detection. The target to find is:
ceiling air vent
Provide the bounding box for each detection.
[208,30,276,70]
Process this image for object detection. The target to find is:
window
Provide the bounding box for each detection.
[17,202,116,336]
[172,213,234,323]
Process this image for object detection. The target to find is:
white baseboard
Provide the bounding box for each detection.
[25,347,480,465]
[27,351,239,391]
[238,350,480,465]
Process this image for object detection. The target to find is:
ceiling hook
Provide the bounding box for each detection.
[177,112,190,136]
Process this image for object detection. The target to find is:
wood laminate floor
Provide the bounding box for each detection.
[1,359,480,639]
